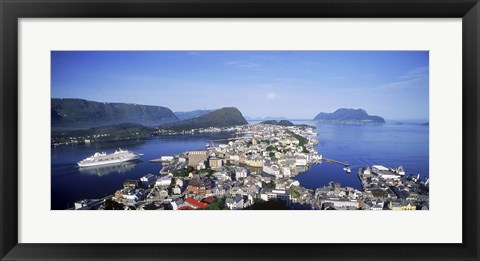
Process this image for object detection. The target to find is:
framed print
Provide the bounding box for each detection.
[1,0,479,260]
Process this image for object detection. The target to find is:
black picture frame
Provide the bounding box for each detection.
[1,0,479,260]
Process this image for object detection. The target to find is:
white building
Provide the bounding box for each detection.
[226,195,244,210]
[173,186,182,195]
[175,178,184,187]
[235,167,249,180]
[282,166,291,177]
[295,155,308,166]
[213,172,230,182]
[229,155,240,162]
[140,174,156,187]
[263,163,281,176]
[372,165,401,180]
[155,174,173,187]
[321,199,360,209]
[286,179,300,188]
[370,202,384,210]
[260,189,291,204]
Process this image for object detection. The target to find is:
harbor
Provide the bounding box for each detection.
[60,123,429,211]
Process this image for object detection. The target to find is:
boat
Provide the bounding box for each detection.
[343,167,351,173]
[77,149,143,167]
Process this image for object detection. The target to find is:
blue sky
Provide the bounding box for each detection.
[51,51,428,120]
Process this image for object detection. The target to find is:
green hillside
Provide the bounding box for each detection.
[51,98,178,130]
[159,107,248,131]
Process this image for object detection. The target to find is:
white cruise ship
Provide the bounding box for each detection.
[77,149,143,167]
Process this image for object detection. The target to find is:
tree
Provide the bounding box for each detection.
[103,199,125,210]
[245,200,290,210]
[203,197,227,210]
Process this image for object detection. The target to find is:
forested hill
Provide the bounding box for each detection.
[159,107,248,131]
[51,98,178,130]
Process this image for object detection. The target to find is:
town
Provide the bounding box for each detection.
[73,124,430,211]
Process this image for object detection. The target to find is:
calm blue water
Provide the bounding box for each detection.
[291,122,429,190]
[51,132,234,210]
[51,122,429,210]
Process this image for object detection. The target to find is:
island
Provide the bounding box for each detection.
[314,108,385,125]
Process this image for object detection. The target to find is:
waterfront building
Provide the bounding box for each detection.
[362,167,372,175]
[123,180,139,189]
[140,173,156,187]
[178,155,187,163]
[286,179,300,188]
[160,156,174,162]
[74,199,93,210]
[116,188,145,206]
[371,165,402,180]
[295,155,308,166]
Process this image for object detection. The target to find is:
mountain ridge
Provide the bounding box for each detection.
[174,109,214,121]
[51,98,178,130]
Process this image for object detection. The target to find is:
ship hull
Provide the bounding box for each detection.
[77,155,140,168]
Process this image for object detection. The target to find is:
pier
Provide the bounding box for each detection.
[322,158,349,166]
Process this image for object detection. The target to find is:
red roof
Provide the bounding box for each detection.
[178,206,195,210]
[202,196,215,203]
[185,197,208,209]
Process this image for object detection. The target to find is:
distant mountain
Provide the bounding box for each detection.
[51,98,178,130]
[314,108,385,124]
[259,120,295,126]
[174,110,213,121]
[246,116,289,121]
[160,107,248,131]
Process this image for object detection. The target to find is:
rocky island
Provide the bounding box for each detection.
[314,108,385,125]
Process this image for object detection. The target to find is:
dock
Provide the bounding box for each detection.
[149,156,174,163]
[322,158,349,166]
